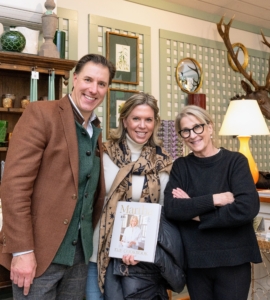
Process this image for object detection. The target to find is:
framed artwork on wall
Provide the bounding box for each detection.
[106,88,139,139]
[106,32,139,85]
[175,57,203,94]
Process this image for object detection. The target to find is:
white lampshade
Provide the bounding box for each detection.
[219,99,269,136]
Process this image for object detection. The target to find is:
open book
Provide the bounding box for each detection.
[109,201,162,263]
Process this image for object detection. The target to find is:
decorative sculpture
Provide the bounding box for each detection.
[217,16,270,120]
[39,0,59,58]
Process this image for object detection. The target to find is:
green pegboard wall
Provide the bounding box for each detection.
[160,29,270,171]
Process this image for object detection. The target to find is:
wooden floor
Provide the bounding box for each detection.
[172,294,189,300]
[171,287,189,300]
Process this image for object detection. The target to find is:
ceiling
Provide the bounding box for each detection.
[166,0,270,29]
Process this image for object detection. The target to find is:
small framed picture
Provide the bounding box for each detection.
[106,88,139,139]
[106,32,139,85]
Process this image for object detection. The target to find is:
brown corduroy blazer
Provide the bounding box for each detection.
[0,95,105,277]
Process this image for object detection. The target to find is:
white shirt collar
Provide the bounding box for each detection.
[68,94,96,137]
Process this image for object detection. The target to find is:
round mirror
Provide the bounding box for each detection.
[227,43,249,72]
[176,57,203,94]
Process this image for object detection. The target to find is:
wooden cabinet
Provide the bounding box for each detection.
[0,51,77,161]
[0,51,77,293]
[0,265,11,288]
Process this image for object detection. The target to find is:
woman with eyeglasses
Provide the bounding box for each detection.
[164,105,261,300]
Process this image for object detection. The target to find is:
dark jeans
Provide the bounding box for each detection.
[85,261,104,300]
[186,263,251,300]
[12,235,88,300]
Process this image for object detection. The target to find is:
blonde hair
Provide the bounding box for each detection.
[130,215,139,226]
[109,92,162,147]
[175,105,215,140]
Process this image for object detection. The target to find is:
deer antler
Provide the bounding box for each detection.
[261,30,270,48]
[188,60,200,90]
[217,16,265,91]
[261,30,270,90]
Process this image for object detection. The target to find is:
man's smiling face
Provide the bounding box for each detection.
[71,61,110,121]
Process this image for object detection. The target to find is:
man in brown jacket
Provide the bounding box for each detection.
[0,54,115,299]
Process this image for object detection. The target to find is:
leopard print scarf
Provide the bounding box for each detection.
[98,138,172,292]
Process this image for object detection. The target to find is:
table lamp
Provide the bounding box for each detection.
[219,99,269,184]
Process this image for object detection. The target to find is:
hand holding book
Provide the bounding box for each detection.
[122,254,139,265]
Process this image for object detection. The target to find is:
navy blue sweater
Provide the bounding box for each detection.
[164,148,262,268]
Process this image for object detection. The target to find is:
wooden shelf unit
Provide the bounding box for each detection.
[0,51,77,291]
[0,51,77,161]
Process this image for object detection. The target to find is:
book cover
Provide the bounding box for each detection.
[109,201,162,263]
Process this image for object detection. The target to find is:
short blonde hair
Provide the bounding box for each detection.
[130,215,139,226]
[175,105,214,134]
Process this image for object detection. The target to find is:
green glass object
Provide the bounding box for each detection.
[0,120,8,143]
[53,30,66,59]
[0,29,26,52]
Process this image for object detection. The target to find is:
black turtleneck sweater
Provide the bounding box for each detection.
[164,148,262,268]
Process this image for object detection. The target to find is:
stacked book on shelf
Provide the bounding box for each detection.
[157,120,183,161]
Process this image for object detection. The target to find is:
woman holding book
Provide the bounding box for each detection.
[164,105,262,300]
[86,92,185,300]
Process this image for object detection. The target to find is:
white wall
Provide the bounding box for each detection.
[0,0,57,13]
[57,0,267,100]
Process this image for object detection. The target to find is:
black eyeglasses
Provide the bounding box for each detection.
[178,124,206,139]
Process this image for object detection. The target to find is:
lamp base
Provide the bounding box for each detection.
[237,136,259,184]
